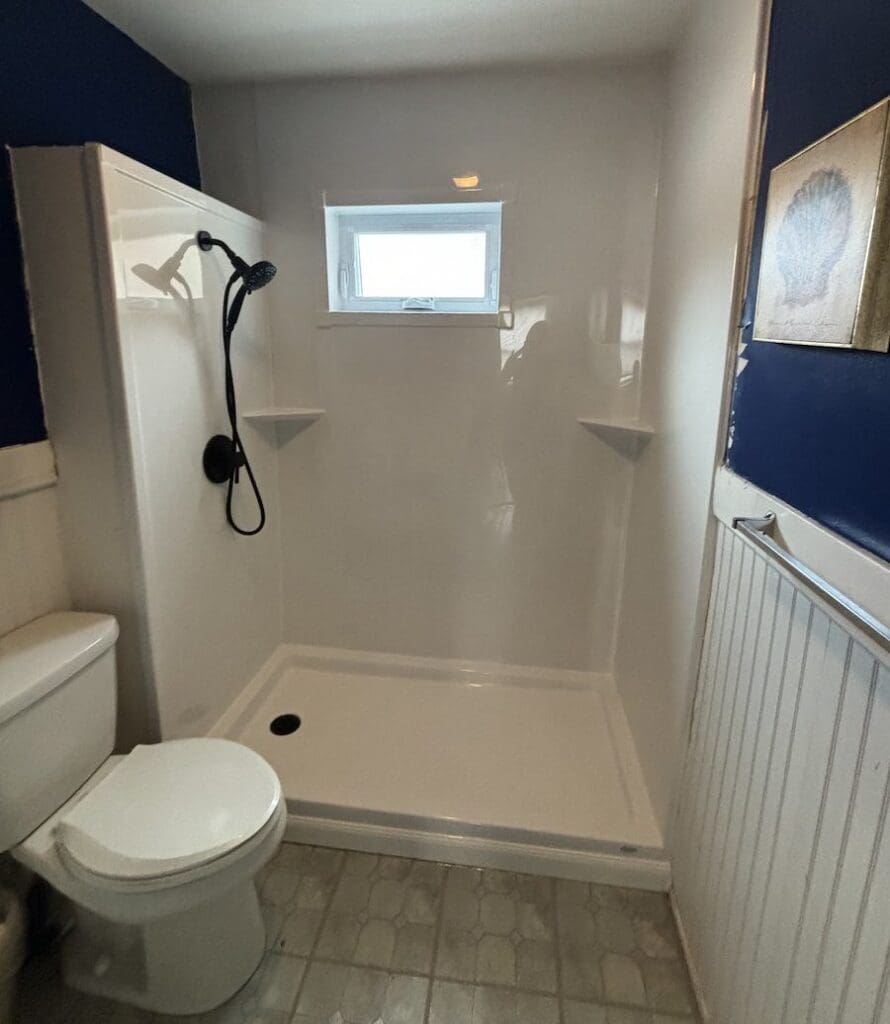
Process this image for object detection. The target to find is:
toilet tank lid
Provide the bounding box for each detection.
[0,612,118,727]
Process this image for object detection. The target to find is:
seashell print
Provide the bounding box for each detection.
[776,167,853,307]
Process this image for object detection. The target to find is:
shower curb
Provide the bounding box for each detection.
[284,811,671,892]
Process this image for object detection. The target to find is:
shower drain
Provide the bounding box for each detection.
[269,713,301,736]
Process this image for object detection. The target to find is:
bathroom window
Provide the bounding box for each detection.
[324,202,502,314]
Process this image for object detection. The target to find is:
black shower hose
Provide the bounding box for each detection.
[221,271,266,536]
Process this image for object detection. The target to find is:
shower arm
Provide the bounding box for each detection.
[198,231,244,271]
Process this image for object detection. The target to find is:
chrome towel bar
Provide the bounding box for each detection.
[732,513,890,653]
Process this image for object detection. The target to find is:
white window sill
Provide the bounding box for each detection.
[317,310,507,329]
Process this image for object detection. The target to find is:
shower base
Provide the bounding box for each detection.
[212,645,668,890]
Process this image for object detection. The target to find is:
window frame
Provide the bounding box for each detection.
[325,202,502,315]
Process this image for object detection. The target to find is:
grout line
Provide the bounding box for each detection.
[21,841,694,1024]
[422,862,448,1023]
[286,845,351,1020]
[550,877,567,1024]
[279,845,696,1018]
[303,951,566,998]
[289,952,694,1020]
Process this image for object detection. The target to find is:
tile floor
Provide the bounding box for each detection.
[13,843,699,1024]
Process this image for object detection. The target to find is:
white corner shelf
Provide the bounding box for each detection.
[577,416,654,459]
[242,407,325,425]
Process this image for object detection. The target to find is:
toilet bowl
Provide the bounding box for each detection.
[0,613,286,1015]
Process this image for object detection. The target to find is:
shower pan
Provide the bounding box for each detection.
[212,644,667,887]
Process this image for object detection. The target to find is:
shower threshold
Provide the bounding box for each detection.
[212,645,668,890]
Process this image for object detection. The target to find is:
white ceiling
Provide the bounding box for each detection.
[82,0,693,83]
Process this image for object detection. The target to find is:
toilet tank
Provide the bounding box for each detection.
[0,612,118,851]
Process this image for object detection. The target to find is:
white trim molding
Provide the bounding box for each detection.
[713,466,890,640]
[317,310,506,329]
[0,440,57,500]
[670,890,711,1023]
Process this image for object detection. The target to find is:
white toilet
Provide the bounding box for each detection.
[0,611,286,1015]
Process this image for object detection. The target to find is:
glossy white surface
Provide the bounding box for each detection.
[83,0,692,81]
[16,756,285,909]
[220,645,664,866]
[13,147,159,746]
[673,523,890,1024]
[0,612,116,726]
[15,755,285,1013]
[0,616,116,853]
[98,148,283,739]
[0,602,285,1015]
[195,65,665,671]
[13,145,283,742]
[65,877,268,1015]
[242,406,325,423]
[57,739,282,881]
[613,0,763,834]
[577,417,654,459]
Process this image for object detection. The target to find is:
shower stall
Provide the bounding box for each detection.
[8,41,765,912]
[14,121,669,890]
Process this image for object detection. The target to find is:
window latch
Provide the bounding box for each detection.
[401,297,436,311]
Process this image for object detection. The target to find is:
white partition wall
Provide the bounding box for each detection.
[13,145,282,745]
[613,0,764,834]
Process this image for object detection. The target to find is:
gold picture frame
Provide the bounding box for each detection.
[753,96,890,350]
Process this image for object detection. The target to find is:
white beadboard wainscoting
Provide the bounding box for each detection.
[673,519,890,1024]
[0,441,70,637]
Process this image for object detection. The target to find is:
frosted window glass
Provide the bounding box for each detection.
[356,232,487,298]
[325,201,501,313]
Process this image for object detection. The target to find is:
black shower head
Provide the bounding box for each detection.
[245,259,277,292]
[196,230,277,292]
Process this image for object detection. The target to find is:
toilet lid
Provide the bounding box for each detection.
[56,739,282,881]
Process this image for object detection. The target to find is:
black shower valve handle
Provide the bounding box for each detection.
[203,433,243,485]
[232,444,246,483]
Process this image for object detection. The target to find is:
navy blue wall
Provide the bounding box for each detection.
[728,0,890,561]
[0,0,199,448]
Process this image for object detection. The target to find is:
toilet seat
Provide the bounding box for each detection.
[55,738,282,884]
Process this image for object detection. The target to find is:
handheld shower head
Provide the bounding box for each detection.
[196,230,277,292]
[197,228,278,537]
[245,259,277,292]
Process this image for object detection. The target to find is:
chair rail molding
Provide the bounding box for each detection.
[0,441,57,501]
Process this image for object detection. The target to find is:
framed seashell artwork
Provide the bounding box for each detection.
[753,95,890,350]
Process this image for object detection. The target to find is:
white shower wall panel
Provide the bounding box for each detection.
[194,65,666,672]
[98,153,282,737]
[13,145,282,743]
